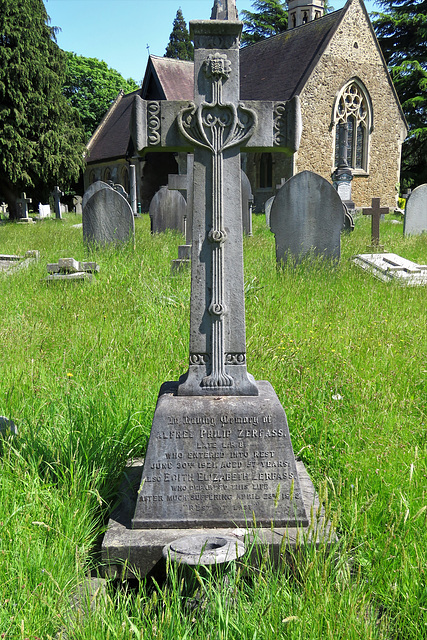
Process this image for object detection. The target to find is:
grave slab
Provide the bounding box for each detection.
[352,252,427,286]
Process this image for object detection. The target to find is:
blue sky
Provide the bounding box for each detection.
[43,0,378,84]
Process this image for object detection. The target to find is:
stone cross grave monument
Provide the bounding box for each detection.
[363,197,391,247]
[130,0,308,531]
[50,186,64,220]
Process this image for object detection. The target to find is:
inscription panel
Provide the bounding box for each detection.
[132,381,308,529]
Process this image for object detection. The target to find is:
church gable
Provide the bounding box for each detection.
[295,0,407,207]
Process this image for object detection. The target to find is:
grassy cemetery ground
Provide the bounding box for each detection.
[0,212,426,639]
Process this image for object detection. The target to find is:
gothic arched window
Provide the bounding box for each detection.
[333,81,371,172]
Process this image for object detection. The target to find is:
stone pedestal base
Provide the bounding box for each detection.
[101,458,333,579]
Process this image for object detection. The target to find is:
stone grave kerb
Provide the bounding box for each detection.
[363,197,390,246]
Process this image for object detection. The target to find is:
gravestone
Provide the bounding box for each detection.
[101,0,330,579]
[0,416,17,437]
[241,170,254,235]
[264,195,275,229]
[50,186,63,220]
[362,197,391,247]
[404,184,427,236]
[83,184,135,246]
[352,252,427,286]
[332,121,354,209]
[46,257,100,283]
[16,192,34,223]
[82,181,111,210]
[38,203,51,218]
[73,195,83,214]
[270,170,343,264]
[149,185,187,234]
[127,0,309,534]
[169,154,194,270]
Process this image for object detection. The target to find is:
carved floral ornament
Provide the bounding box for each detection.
[204,52,232,80]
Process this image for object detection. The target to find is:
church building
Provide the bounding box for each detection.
[84,0,407,211]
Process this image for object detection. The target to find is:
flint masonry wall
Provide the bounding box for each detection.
[295,0,407,208]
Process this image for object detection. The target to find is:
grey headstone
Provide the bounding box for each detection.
[0,416,17,437]
[72,195,83,214]
[270,170,343,264]
[241,171,253,235]
[404,184,427,236]
[83,186,135,246]
[149,186,186,234]
[82,181,111,211]
[264,196,275,228]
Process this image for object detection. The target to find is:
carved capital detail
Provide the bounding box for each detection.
[147,101,161,146]
[225,353,246,365]
[273,102,288,147]
[189,353,210,365]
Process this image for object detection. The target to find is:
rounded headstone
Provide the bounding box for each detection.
[149,186,187,234]
[82,181,111,210]
[83,187,135,245]
[404,184,427,236]
[271,170,343,264]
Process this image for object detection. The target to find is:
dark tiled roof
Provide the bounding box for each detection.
[240,9,344,101]
[86,89,142,163]
[149,56,194,100]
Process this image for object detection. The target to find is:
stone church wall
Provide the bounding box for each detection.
[296,0,407,208]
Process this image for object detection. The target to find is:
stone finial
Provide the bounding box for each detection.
[210,0,239,21]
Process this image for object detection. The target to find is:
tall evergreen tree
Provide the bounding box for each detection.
[0,0,86,218]
[372,0,427,188]
[63,53,138,141]
[164,8,194,61]
[241,0,288,46]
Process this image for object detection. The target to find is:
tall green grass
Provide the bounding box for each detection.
[0,212,426,638]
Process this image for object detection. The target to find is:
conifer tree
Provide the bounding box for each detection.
[372,0,427,188]
[241,0,288,47]
[164,8,194,61]
[0,0,86,218]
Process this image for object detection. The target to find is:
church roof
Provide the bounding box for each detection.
[86,88,142,163]
[142,56,194,100]
[240,8,344,101]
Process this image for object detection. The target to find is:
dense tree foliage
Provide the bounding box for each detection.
[0,0,86,218]
[372,0,427,188]
[164,8,194,60]
[63,53,138,141]
[241,0,288,46]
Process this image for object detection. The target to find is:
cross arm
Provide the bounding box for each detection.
[131,96,194,155]
[241,96,302,155]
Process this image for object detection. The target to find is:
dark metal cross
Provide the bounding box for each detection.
[363,197,390,245]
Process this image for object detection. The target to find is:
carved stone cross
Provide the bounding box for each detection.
[363,197,390,245]
[16,192,32,219]
[50,186,64,220]
[132,3,301,398]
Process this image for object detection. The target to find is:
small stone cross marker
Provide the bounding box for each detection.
[50,186,64,220]
[16,192,32,219]
[362,197,390,246]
